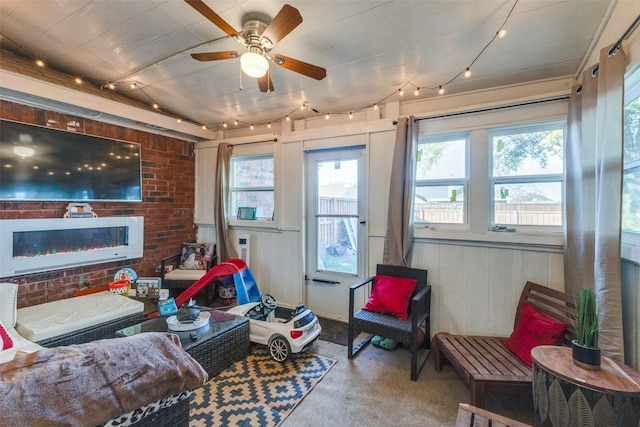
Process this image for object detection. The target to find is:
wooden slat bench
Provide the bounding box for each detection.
[455,403,532,427]
[434,281,576,408]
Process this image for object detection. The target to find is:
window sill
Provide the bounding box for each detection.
[414,226,564,249]
[228,219,279,230]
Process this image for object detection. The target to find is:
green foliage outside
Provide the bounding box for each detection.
[623,98,640,231]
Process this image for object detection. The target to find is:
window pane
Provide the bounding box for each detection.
[623,167,640,231]
[317,217,357,274]
[416,138,465,180]
[493,129,563,177]
[232,190,273,219]
[625,97,640,163]
[233,157,274,187]
[317,159,358,215]
[493,182,562,225]
[415,186,464,224]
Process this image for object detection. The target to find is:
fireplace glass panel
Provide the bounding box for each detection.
[13,226,128,258]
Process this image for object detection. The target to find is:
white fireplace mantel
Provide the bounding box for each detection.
[0,216,144,278]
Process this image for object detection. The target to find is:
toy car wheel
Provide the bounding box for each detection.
[269,336,291,362]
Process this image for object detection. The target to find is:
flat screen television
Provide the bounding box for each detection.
[0,120,142,202]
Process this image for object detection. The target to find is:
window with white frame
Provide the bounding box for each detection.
[230,154,274,220]
[490,122,564,228]
[415,133,468,225]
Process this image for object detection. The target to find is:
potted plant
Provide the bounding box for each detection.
[572,287,600,370]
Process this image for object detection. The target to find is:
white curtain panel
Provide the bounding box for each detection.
[564,44,625,361]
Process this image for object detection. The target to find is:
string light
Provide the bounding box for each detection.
[286,115,290,121]
[464,67,472,78]
[414,87,420,96]
[152,103,159,110]
[234,119,238,126]
[106,82,115,90]
[267,122,272,128]
[373,104,378,110]
[74,77,83,85]
[398,88,404,96]
[497,29,507,38]
[325,113,330,120]
[176,117,182,123]
[349,112,353,119]
[201,124,207,130]
[223,122,227,128]
[35,59,45,67]
[250,123,254,130]
[438,86,445,95]
[129,82,137,89]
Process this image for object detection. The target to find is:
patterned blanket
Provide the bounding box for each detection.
[0,332,208,427]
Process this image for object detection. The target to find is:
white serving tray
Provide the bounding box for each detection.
[166,311,210,331]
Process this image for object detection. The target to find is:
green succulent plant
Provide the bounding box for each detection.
[575,287,599,348]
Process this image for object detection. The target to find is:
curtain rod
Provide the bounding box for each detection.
[609,14,640,55]
[412,96,569,123]
[228,137,278,146]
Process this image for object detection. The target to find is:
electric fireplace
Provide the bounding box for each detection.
[0,217,143,278]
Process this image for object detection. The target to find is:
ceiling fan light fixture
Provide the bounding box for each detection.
[240,50,269,78]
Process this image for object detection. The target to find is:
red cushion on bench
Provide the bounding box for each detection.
[505,302,566,367]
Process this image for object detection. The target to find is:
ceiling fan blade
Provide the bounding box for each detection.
[272,54,326,80]
[261,4,302,46]
[184,0,241,38]
[257,74,275,93]
[191,51,241,61]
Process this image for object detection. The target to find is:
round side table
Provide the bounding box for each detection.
[531,346,640,427]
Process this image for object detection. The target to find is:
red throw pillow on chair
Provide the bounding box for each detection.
[362,275,417,320]
[0,320,14,351]
[504,302,566,367]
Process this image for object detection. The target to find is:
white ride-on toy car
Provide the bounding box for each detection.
[227,293,322,362]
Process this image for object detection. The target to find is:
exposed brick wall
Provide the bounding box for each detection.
[1,100,197,308]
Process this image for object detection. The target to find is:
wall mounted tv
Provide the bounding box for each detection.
[0,120,142,202]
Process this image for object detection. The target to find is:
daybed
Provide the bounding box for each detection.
[0,332,208,427]
[0,283,208,426]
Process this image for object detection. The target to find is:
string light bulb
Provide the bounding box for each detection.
[373,103,378,110]
[438,86,445,95]
[130,82,137,89]
[398,88,404,96]
[267,122,271,128]
[414,87,420,96]
[201,124,207,130]
[223,122,227,128]
[234,119,239,126]
[74,77,83,85]
[286,115,290,121]
[152,103,159,110]
[349,112,353,119]
[497,29,507,38]
[176,117,182,123]
[464,68,472,78]
[250,123,254,130]
[35,59,45,67]
[106,82,116,90]
[325,113,330,120]
[300,104,305,111]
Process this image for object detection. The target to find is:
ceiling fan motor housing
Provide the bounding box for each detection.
[242,20,273,52]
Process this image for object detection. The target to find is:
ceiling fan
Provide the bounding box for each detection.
[185,0,327,92]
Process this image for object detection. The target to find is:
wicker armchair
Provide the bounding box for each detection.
[348,264,431,381]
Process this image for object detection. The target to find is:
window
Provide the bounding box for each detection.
[491,122,564,227]
[415,133,468,224]
[623,70,640,233]
[622,65,640,263]
[230,154,274,220]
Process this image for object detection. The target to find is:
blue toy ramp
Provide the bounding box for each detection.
[222,259,261,304]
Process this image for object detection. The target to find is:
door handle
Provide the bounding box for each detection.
[359,220,366,225]
[312,278,340,285]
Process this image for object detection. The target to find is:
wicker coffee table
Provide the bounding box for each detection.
[116,309,250,378]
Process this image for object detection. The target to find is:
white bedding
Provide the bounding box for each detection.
[16,291,143,342]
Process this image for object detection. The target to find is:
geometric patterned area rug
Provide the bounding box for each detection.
[189,347,336,427]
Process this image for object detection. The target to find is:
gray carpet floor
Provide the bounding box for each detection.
[282,338,536,426]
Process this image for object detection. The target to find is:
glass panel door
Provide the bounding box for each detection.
[305,147,365,321]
